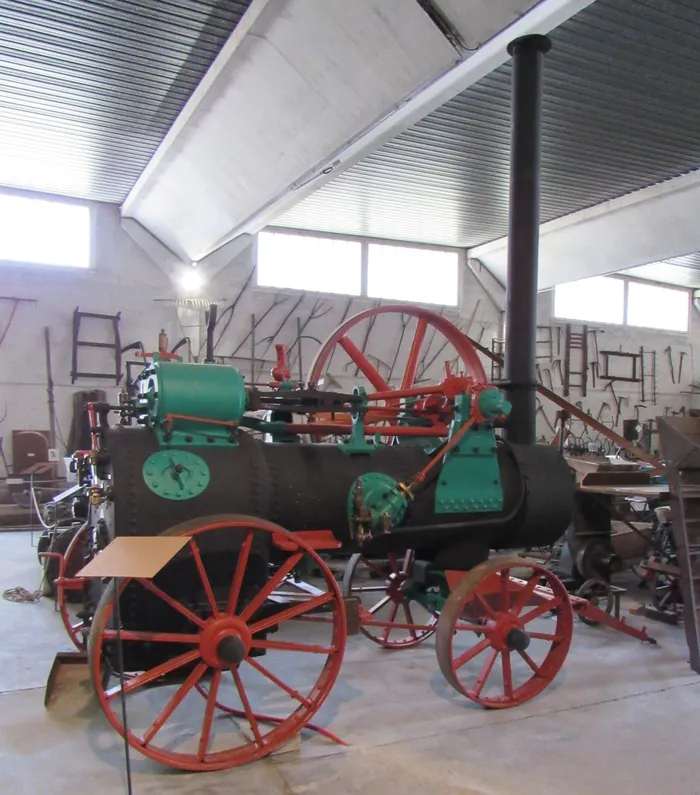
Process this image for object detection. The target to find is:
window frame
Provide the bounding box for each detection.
[553,274,691,334]
[0,188,94,271]
[255,226,462,309]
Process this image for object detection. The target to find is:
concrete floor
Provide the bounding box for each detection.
[1,529,699,795]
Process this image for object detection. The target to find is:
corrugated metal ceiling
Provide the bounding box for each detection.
[622,253,700,289]
[0,0,251,203]
[277,0,700,249]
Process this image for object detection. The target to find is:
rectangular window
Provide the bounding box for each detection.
[627,281,689,332]
[367,243,459,306]
[257,231,361,295]
[554,275,690,332]
[554,276,625,325]
[0,193,90,268]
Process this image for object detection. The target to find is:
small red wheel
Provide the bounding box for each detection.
[308,304,486,392]
[41,521,90,650]
[436,557,573,708]
[88,515,346,771]
[342,551,438,649]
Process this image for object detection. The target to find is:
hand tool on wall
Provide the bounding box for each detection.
[640,346,645,402]
[634,404,646,422]
[605,380,624,427]
[665,346,675,384]
[678,351,688,383]
[618,396,629,425]
[541,367,553,391]
[595,401,611,423]
[535,399,557,435]
[551,359,563,388]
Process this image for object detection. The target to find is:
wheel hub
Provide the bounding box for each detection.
[505,626,531,652]
[199,616,252,669]
[386,572,407,603]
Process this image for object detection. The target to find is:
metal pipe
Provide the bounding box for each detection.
[204,303,218,363]
[503,34,550,445]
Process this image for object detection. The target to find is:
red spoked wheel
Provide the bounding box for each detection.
[88,515,346,771]
[436,557,573,708]
[40,521,90,650]
[342,551,438,648]
[308,304,486,392]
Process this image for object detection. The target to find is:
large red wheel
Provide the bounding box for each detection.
[308,305,486,392]
[342,551,438,648]
[436,558,573,708]
[88,515,346,771]
[40,521,90,650]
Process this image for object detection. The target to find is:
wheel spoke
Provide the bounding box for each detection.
[453,637,491,671]
[512,574,541,615]
[453,622,491,634]
[352,585,388,594]
[103,630,200,644]
[520,600,559,625]
[518,649,542,676]
[189,539,218,617]
[470,648,499,698]
[387,553,400,575]
[500,570,510,612]
[251,638,334,654]
[142,662,208,746]
[502,650,514,699]
[105,649,201,701]
[338,335,391,392]
[238,552,303,622]
[246,657,312,707]
[232,667,264,747]
[368,594,392,615]
[403,603,417,639]
[249,592,333,635]
[401,317,428,389]
[473,592,498,621]
[381,602,400,641]
[226,532,253,615]
[527,631,564,642]
[198,669,221,760]
[137,578,205,629]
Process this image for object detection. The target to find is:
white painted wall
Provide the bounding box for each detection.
[0,200,179,470]
[534,290,697,454]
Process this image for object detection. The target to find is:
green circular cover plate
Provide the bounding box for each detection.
[143,450,210,501]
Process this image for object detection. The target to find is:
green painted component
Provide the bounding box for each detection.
[137,361,247,446]
[434,391,504,514]
[477,387,511,419]
[347,472,408,537]
[404,571,449,612]
[340,386,374,455]
[143,450,210,501]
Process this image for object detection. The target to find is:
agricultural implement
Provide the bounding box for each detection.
[42,304,654,772]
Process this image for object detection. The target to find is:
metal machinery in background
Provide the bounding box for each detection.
[43,303,655,772]
[40,37,654,774]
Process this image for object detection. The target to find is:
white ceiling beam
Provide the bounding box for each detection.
[123,0,592,265]
[470,168,700,290]
[205,0,595,252]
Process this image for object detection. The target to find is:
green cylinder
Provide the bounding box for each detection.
[140,362,247,445]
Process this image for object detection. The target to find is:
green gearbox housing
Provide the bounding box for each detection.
[137,361,247,447]
[434,388,511,514]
